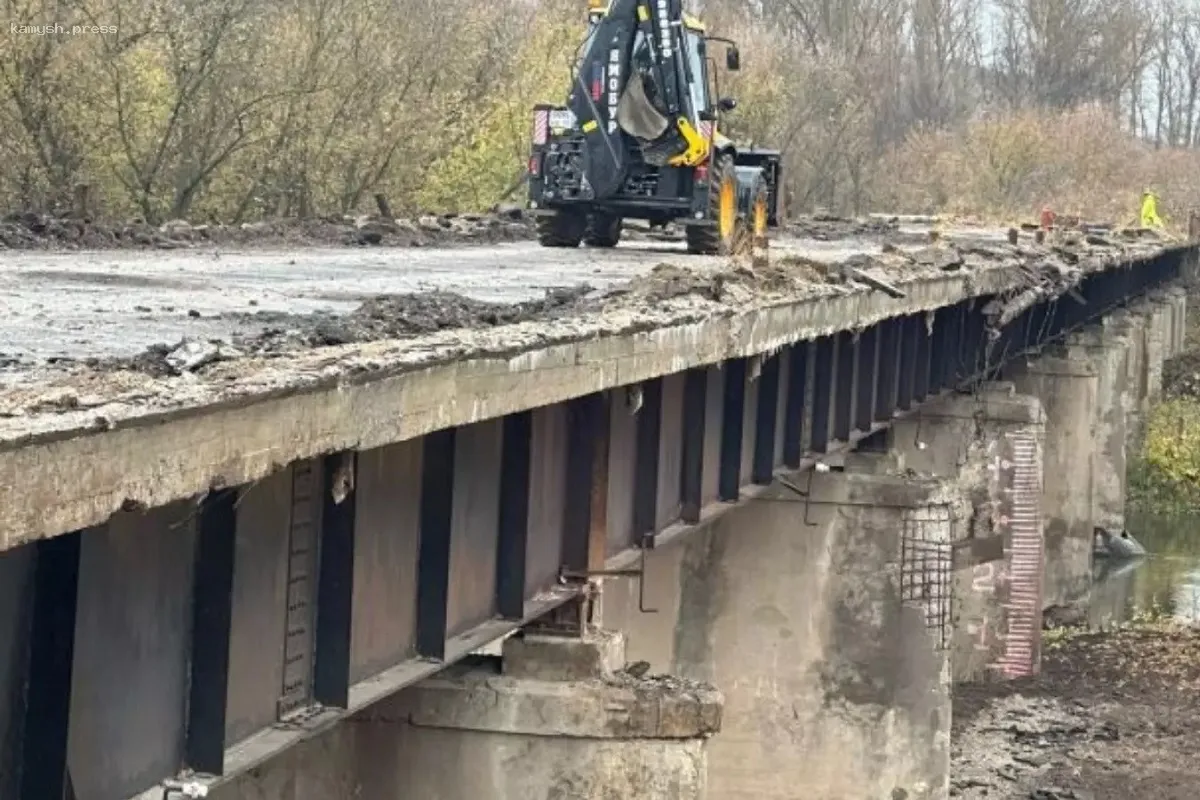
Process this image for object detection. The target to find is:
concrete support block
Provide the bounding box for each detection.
[843,449,906,475]
[213,630,721,800]
[211,723,366,800]
[501,628,624,681]
[362,630,720,800]
[1159,290,1178,359]
[1167,286,1189,358]
[1140,294,1168,405]
[1004,349,1098,609]
[605,464,954,800]
[1107,309,1150,452]
[889,384,1047,683]
[1065,326,1132,538]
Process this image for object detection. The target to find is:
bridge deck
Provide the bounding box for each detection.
[0,227,1173,548]
[0,226,1189,800]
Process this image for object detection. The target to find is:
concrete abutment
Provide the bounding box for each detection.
[212,631,721,800]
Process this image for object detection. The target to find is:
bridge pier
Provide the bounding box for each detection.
[1110,309,1152,451]
[997,288,1186,609]
[890,385,1047,683]
[604,457,955,800]
[1003,346,1100,608]
[1063,324,1134,539]
[1131,287,1188,416]
[214,630,721,800]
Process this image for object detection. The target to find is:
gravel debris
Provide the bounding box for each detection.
[953,623,1200,799]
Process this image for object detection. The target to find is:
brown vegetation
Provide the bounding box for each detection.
[4,0,1200,224]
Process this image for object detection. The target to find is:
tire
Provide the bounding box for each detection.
[536,210,587,247]
[583,212,622,248]
[686,154,737,256]
[750,177,770,246]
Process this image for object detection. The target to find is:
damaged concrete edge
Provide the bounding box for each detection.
[912,387,1048,426]
[0,247,1185,550]
[373,671,724,740]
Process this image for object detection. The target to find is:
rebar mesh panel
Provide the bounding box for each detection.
[900,504,954,650]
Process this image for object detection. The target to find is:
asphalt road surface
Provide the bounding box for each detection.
[0,236,885,366]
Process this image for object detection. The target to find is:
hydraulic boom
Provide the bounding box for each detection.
[527,0,782,255]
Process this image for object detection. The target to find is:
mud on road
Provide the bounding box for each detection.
[105,225,1165,377]
[952,623,1200,799]
[0,208,901,252]
[0,222,1175,441]
[0,208,537,250]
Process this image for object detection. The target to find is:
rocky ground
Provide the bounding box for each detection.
[0,208,537,250]
[0,208,900,251]
[952,622,1200,799]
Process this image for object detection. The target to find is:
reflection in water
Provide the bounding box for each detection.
[1089,512,1200,628]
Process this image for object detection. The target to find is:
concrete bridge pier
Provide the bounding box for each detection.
[1103,286,1181,454]
[214,630,721,800]
[889,385,1047,683]
[604,457,956,800]
[1158,286,1188,361]
[1003,347,1100,608]
[1108,309,1151,451]
[995,287,1187,611]
[1133,287,1186,413]
[1062,325,1134,540]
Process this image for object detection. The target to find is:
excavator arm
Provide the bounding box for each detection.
[526,0,781,256]
[562,0,701,199]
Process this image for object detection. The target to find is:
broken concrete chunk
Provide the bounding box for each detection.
[165,339,244,374]
[911,246,964,271]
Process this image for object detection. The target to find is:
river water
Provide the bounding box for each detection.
[1090,511,1200,627]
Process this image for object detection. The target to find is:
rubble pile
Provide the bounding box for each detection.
[784,214,902,240]
[0,208,536,250]
[0,210,911,251]
[67,224,1176,379]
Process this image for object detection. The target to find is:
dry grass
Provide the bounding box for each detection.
[877,105,1200,228]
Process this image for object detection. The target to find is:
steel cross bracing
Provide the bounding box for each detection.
[0,248,1186,800]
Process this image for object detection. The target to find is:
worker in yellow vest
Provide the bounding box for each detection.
[1141,188,1164,229]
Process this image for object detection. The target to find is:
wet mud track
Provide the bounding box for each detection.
[952,624,1200,799]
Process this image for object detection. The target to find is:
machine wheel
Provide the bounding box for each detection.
[686,154,738,256]
[750,177,770,246]
[536,210,587,247]
[584,213,623,248]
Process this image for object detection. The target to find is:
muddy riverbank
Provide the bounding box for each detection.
[951,511,1200,798]
[952,619,1200,799]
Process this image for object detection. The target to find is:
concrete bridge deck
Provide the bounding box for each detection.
[0,225,1192,800]
[0,226,1172,545]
